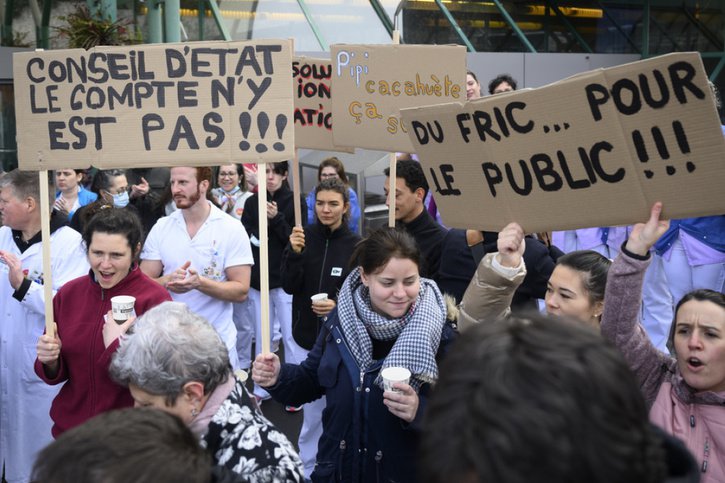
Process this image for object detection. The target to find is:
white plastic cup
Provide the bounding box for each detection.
[381,367,411,393]
[111,295,136,324]
[310,293,328,305]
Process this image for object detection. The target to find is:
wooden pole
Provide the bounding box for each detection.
[388,30,401,228]
[257,163,270,354]
[387,152,396,227]
[290,38,302,228]
[292,148,302,227]
[39,170,55,336]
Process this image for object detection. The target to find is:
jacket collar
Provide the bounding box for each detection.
[313,221,351,239]
[87,263,143,296]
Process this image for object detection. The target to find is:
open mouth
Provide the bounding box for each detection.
[99,271,115,281]
[687,357,704,369]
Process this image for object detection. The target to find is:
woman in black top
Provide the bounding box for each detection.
[280,178,361,478]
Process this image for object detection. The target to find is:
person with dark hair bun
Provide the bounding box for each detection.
[601,202,725,482]
[422,313,699,483]
[35,207,172,437]
[459,221,611,329]
[69,169,148,236]
[253,227,456,483]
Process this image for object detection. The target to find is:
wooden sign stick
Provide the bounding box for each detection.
[292,148,302,227]
[39,170,55,336]
[258,163,271,354]
[387,30,401,228]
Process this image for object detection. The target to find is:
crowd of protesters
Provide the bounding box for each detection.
[0,71,722,483]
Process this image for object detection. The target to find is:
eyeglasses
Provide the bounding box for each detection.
[104,186,131,196]
[219,171,238,177]
[320,173,339,179]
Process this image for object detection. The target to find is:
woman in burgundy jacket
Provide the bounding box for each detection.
[35,207,171,437]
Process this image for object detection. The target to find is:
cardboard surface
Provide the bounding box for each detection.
[330,44,466,153]
[14,40,294,170]
[401,53,725,233]
[293,56,352,152]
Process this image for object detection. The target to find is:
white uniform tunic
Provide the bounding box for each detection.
[0,225,88,483]
[141,202,254,363]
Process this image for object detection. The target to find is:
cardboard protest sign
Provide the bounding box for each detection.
[400,52,725,233]
[330,44,466,153]
[14,40,294,170]
[293,57,352,152]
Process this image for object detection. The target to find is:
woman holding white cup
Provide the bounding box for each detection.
[279,178,361,477]
[255,227,455,483]
[35,208,171,437]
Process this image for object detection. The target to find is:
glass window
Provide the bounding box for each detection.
[220,0,321,50]
[305,0,392,46]
[0,83,17,172]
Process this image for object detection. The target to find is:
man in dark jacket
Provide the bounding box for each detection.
[384,159,446,282]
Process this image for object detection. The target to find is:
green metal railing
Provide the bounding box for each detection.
[3,0,724,84]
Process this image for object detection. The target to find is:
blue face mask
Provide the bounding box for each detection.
[112,191,130,208]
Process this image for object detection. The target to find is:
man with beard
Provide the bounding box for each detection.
[141,167,253,369]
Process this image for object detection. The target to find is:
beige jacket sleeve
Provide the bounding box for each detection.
[457,252,527,332]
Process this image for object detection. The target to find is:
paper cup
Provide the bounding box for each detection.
[111,295,136,324]
[310,293,328,304]
[381,367,411,393]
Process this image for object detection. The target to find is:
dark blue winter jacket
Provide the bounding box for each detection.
[267,309,457,483]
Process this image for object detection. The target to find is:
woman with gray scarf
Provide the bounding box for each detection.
[253,227,456,483]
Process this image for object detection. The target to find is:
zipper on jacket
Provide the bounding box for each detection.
[375,450,383,483]
[90,288,107,415]
[337,439,347,482]
[702,438,710,473]
[690,415,696,427]
[317,239,330,294]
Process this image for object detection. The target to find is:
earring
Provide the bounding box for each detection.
[191,407,199,417]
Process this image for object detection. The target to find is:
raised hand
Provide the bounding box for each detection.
[496,222,526,268]
[625,202,670,256]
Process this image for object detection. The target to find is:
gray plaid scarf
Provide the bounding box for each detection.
[336,268,447,391]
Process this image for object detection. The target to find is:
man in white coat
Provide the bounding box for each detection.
[141,167,253,369]
[0,170,88,483]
